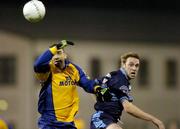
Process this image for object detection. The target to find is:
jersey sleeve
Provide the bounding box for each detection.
[34,46,57,82]
[74,64,96,93]
[107,72,133,103]
[118,85,133,103]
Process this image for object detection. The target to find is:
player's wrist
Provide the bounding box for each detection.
[49,46,58,55]
[94,85,101,93]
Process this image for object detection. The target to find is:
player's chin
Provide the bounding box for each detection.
[129,74,136,79]
[55,61,62,67]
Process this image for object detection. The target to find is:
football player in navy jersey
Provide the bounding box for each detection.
[34,40,106,129]
[91,52,165,129]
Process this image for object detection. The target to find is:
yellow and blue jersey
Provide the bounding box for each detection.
[0,117,12,129]
[34,46,96,124]
[0,119,8,129]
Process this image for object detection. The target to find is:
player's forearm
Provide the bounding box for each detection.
[34,49,53,72]
[122,100,155,122]
[122,100,165,129]
[79,77,96,93]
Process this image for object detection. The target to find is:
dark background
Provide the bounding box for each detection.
[0,0,180,44]
[2,0,180,10]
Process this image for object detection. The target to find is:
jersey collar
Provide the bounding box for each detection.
[120,67,128,80]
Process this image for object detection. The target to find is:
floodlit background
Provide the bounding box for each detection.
[0,0,180,129]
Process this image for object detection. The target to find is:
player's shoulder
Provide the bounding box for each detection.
[110,70,119,76]
[109,70,123,79]
[108,69,129,85]
[67,61,87,76]
[68,60,82,70]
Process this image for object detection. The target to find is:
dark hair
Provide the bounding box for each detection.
[121,52,140,64]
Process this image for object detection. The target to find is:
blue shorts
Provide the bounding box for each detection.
[38,116,77,129]
[90,111,118,129]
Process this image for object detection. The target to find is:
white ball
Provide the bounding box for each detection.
[23,0,46,23]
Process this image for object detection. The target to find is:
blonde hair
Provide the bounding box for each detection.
[121,52,140,65]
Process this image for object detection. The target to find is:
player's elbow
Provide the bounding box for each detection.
[34,60,46,73]
[34,61,40,72]
[122,100,132,113]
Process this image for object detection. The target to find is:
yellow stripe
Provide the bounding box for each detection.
[49,46,57,55]
[94,85,100,92]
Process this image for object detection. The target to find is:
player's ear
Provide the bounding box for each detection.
[121,62,126,68]
[64,53,67,59]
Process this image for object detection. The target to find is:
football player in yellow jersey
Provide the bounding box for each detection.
[34,40,109,129]
[0,118,8,129]
[0,117,12,129]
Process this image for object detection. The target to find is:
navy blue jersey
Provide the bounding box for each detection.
[94,68,133,119]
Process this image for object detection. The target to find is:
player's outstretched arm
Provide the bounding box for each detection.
[122,100,165,129]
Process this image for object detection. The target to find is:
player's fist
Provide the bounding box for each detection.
[50,40,74,50]
[56,40,74,49]
[95,86,112,102]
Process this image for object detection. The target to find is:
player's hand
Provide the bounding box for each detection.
[56,40,74,49]
[152,119,165,129]
[95,86,112,102]
[50,40,74,49]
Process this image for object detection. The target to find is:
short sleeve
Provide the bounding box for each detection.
[118,85,133,103]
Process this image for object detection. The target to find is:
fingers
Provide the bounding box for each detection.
[158,122,165,129]
[153,119,165,129]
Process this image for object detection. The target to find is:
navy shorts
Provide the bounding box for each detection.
[90,111,118,129]
[38,116,77,129]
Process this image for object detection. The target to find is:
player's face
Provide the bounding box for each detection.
[123,57,140,79]
[52,49,67,69]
